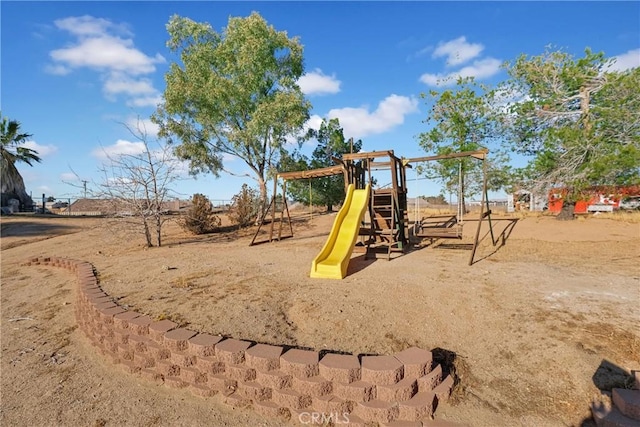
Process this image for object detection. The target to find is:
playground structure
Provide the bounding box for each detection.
[252,149,496,279]
[406,149,496,267]
[310,184,370,279]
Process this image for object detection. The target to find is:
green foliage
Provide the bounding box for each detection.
[181,193,221,235]
[153,12,311,213]
[501,47,640,199]
[418,77,510,201]
[1,114,40,168]
[229,184,260,227]
[1,113,40,207]
[282,118,361,211]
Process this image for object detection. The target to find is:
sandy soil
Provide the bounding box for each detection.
[1,210,639,427]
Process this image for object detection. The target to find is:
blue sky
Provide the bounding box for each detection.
[2,1,639,202]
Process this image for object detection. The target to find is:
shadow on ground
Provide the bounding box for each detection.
[1,219,81,238]
[579,359,637,426]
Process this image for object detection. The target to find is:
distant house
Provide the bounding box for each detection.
[67,199,122,216]
[67,198,186,216]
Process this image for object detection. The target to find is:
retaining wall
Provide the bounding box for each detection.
[23,256,456,426]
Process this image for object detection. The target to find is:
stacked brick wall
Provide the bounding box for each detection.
[592,370,640,427]
[23,256,456,426]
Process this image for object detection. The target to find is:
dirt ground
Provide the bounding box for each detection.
[1,210,639,427]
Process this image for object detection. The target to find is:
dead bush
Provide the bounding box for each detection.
[180,194,221,234]
[229,184,260,227]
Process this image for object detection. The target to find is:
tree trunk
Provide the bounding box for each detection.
[556,202,575,220]
[459,170,467,217]
[256,177,268,225]
[142,217,153,246]
[155,215,162,247]
[326,204,333,213]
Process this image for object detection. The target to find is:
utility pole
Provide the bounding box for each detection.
[81,180,88,198]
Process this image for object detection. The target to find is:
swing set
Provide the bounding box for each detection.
[250,165,346,246]
[405,149,497,266]
[250,148,497,266]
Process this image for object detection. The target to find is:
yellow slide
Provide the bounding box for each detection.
[310,184,370,279]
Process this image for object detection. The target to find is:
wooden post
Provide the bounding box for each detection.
[309,179,312,221]
[268,176,277,242]
[283,180,293,238]
[469,157,491,265]
[277,180,285,240]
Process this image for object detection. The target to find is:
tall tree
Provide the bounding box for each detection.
[283,118,361,212]
[418,77,508,208]
[1,114,40,209]
[501,48,640,210]
[153,13,311,220]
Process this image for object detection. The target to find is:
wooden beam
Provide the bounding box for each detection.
[278,165,344,181]
[406,149,488,163]
[342,150,394,160]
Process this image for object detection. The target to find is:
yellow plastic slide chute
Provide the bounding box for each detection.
[310,184,370,279]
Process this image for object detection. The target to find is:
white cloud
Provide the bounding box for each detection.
[47,15,165,107]
[420,57,502,86]
[607,48,640,72]
[305,114,324,132]
[54,15,131,37]
[326,94,419,138]
[44,64,72,76]
[60,172,79,181]
[297,69,341,95]
[433,36,484,67]
[50,35,164,75]
[23,140,58,157]
[104,73,157,96]
[126,95,163,108]
[125,117,160,138]
[285,114,324,146]
[92,139,146,159]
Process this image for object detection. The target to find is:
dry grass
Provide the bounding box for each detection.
[589,210,640,223]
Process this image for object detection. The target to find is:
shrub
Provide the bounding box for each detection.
[229,184,260,227]
[180,194,221,234]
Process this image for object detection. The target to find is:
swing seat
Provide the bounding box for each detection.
[416,225,463,239]
[414,215,463,239]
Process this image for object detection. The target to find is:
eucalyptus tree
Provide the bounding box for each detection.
[153,13,311,219]
[1,114,40,208]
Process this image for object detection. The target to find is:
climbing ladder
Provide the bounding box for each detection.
[337,150,409,261]
[366,189,404,260]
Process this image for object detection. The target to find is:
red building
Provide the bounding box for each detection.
[548,186,640,213]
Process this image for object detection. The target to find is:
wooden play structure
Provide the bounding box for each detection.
[342,150,410,261]
[251,148,496,277]
[249,177,295,246]
[405,149,496,266]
